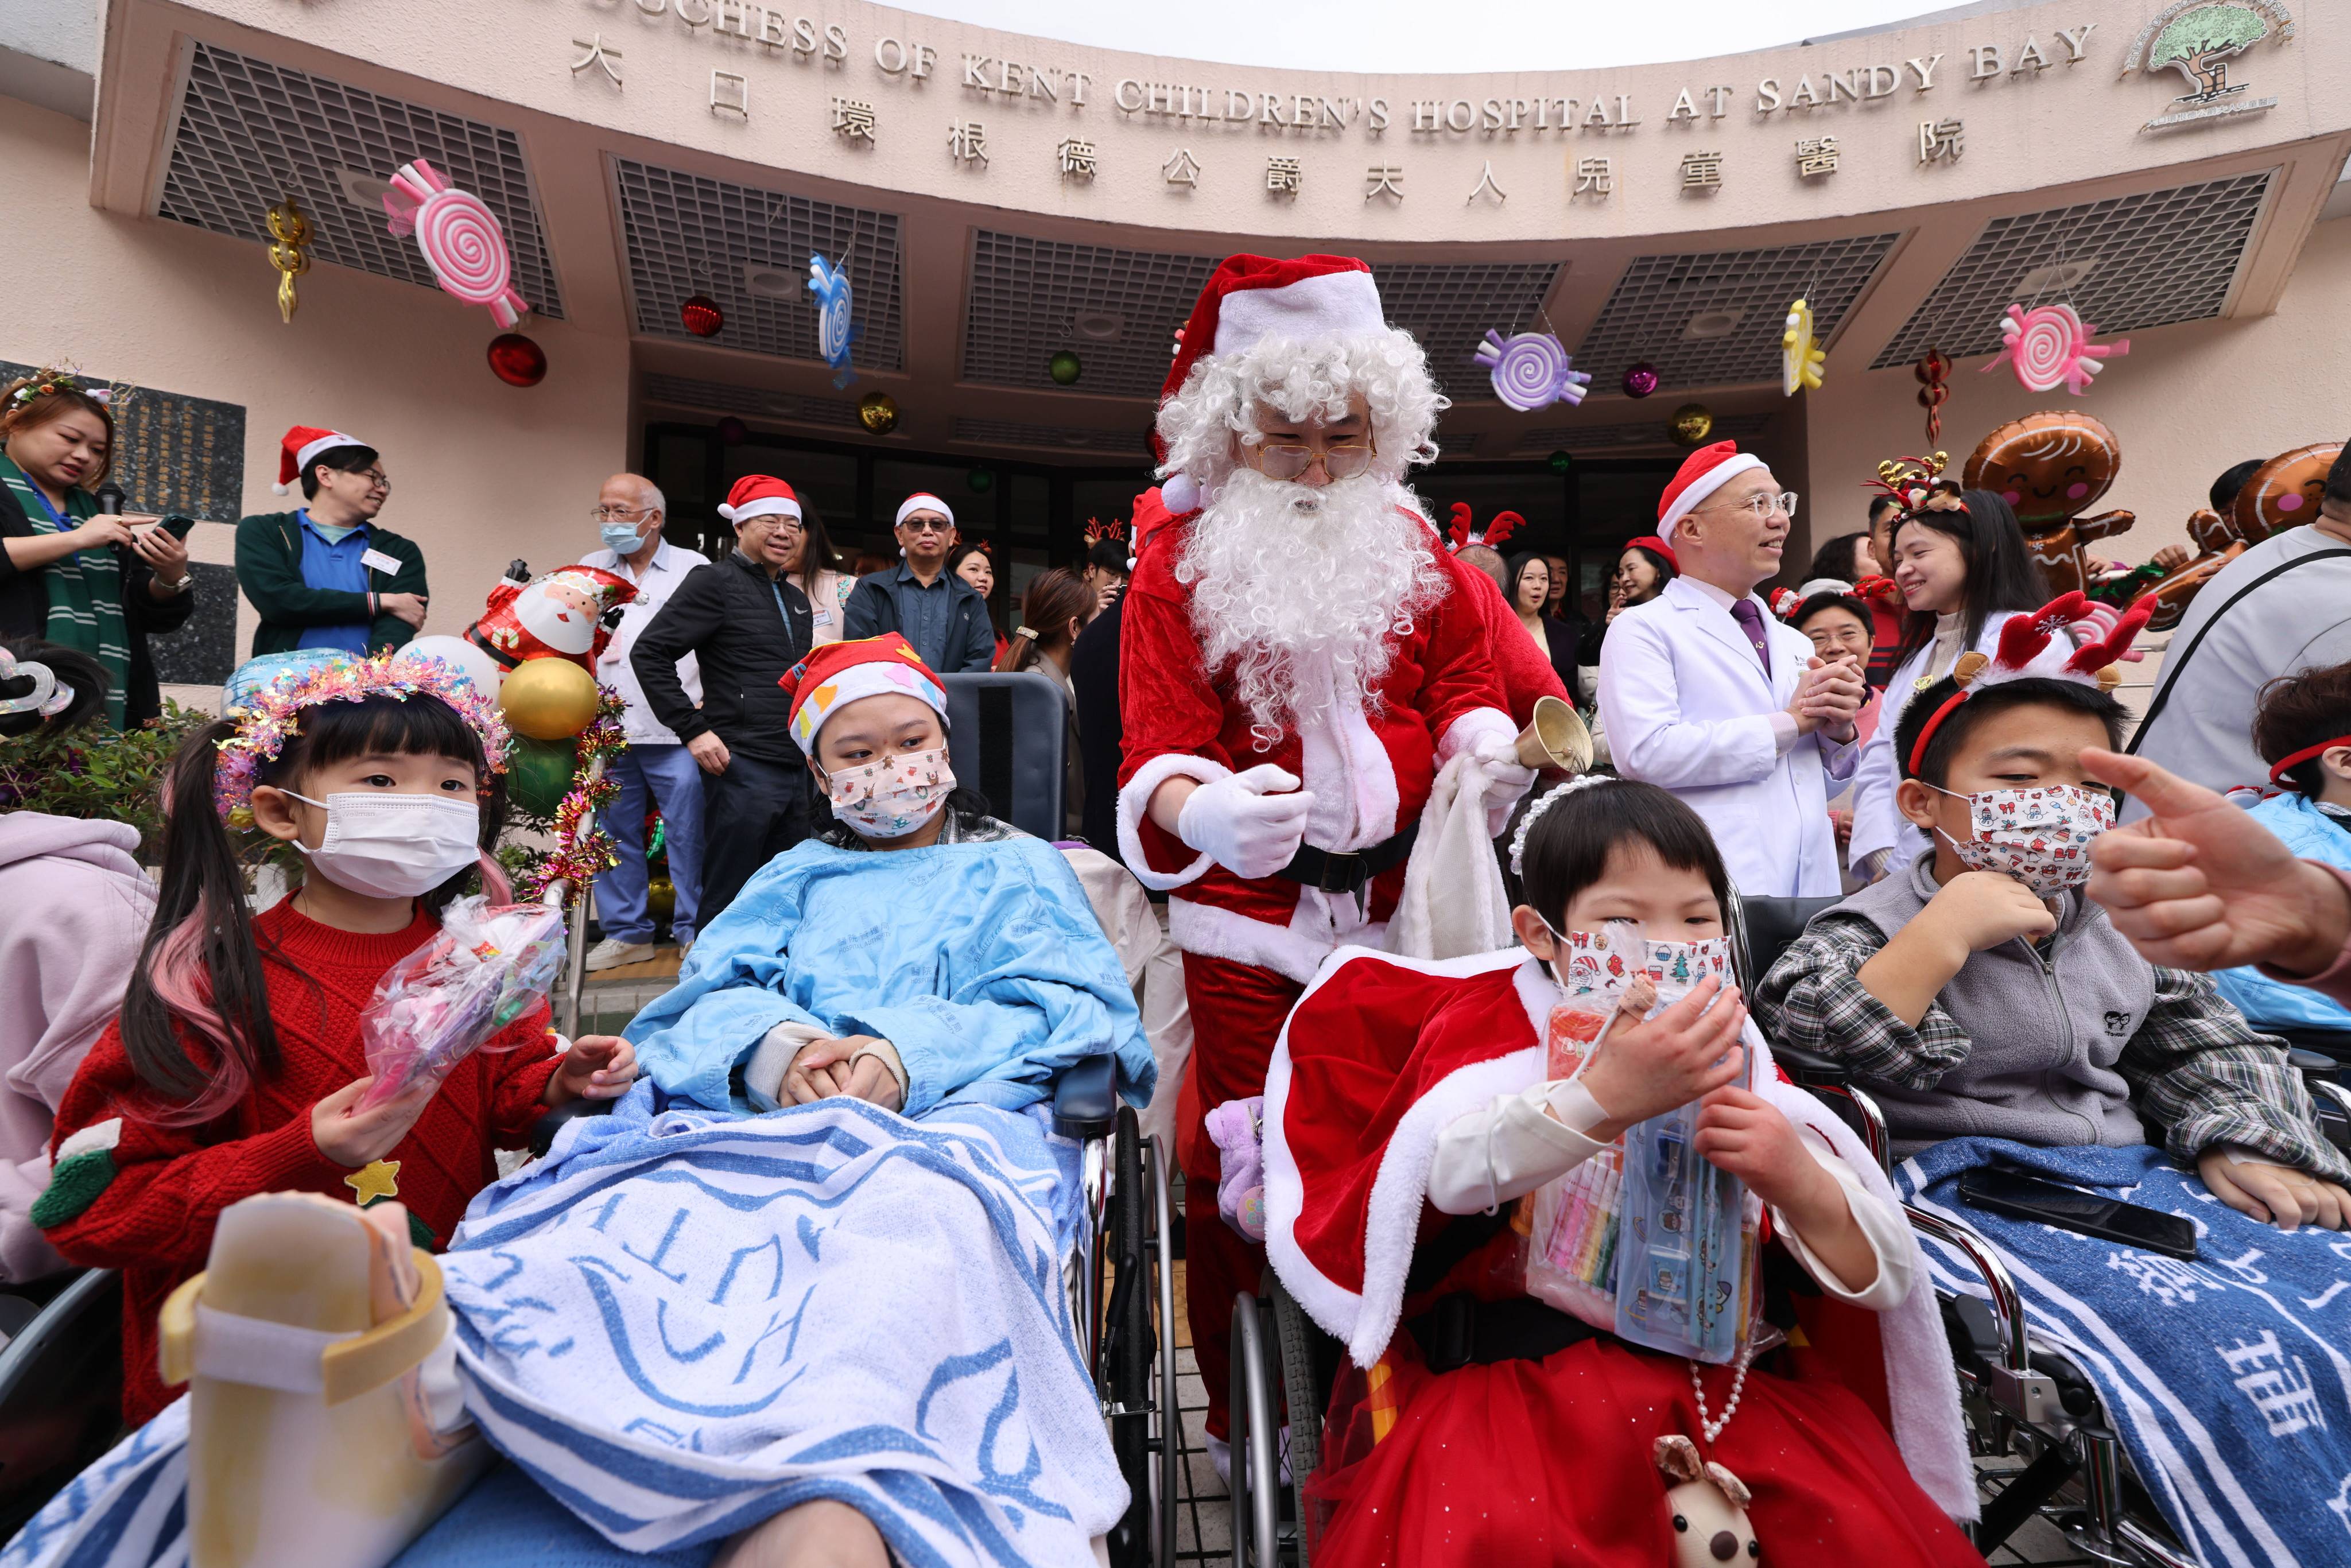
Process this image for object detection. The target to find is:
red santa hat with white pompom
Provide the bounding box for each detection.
[273,425,371,495]
[1656,439,1768,542]
[1153,254,1390,517]
[716,475,804,526]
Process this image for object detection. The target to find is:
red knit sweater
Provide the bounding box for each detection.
[42,896,560,1425]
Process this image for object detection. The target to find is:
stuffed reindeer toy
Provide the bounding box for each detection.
[1655,1435,1761,1565]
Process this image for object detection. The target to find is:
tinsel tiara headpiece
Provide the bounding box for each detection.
[1864,450,1961,518]
[1903,590,2154,776]
[213,650,511,826]
[1509,774,1621,878]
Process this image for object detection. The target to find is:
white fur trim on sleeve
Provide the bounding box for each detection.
[1436,705,1518,768]
[1116,752,1232,891]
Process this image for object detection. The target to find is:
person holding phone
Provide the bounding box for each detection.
[235,425,429,659]
[0,368,195,729]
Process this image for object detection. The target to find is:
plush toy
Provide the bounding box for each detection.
[1655,1435,1760,1565]
[1962,412,2134,598]
[1205,1096,1267,1241]
[464,561,635,673]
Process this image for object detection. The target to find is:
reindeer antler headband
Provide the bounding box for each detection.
[1083,516,1127,548]
[1445,503,1524,554]
[1865,450,1964,521]
[1903,591,2154,776]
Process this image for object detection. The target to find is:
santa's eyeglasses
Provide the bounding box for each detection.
[1246,435,1376,482]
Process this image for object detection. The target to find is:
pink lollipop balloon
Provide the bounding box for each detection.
[382,159,529,329]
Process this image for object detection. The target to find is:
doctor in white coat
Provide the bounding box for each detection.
[1600,442,1866,898]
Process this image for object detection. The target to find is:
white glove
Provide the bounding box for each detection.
[1472,738,1539,837]
[1177,764,1315,881]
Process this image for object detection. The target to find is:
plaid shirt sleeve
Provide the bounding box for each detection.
[1752,913,1976,1090]
[2118,966,2351,1183]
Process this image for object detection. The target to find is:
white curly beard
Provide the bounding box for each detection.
[1177,468,1447,744]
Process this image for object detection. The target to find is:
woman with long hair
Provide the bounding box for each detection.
[995,566,1094,833]
[948,541,1006,665]
[0,371,197,728]
[781,499,850,646]
[1845,486,2074,881]
[1505,552,1577,692]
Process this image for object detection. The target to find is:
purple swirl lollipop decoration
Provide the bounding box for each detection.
[1473,329,1591,413]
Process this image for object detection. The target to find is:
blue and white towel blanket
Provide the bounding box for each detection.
[2,1091,1118,1568]
[1902,1138,2351,1567]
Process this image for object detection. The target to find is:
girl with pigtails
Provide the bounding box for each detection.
[36,653,636,1427]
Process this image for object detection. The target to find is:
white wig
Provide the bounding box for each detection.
[1155,328,1448,502]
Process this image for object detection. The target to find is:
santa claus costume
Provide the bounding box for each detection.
[1116,254,1534,1445]
[1263,945,1980,1567]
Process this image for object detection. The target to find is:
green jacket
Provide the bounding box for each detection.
[234,511,429,658]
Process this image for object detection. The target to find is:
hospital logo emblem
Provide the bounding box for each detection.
[2123,0,2294,131]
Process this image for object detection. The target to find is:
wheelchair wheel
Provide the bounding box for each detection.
[1102,1108,1180,1567]
[1229,1291,1281,1566]
[1268,1278,1321,1565]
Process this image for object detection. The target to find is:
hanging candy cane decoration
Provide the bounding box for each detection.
[1983,303,2128,395]
[382,160,529,329]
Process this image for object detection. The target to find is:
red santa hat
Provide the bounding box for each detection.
[273,425,370,495]
[895,492,954,529]
[1155,254,1388,515]
[1656,440,1768,540]
[716,475,802,526]
[779,632,948,752]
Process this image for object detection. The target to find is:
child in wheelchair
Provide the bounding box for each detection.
[1262,776,1978,1567]
[1753,619,2351,1565]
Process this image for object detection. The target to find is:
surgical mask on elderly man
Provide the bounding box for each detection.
[821,746,955,839]
[600,521,646,554]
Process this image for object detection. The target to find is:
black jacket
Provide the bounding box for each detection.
[630,549,814,763]
[1070,588,1125,864]
[0,484,194,728]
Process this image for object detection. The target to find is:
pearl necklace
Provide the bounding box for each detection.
[1689,1346,1755,1447]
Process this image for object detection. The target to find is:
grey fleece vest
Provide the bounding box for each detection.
[1834,856,2152,1154]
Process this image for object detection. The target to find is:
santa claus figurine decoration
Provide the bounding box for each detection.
[1119,251,1538,1457]
[465,562,636,673]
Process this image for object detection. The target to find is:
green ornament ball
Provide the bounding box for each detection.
[506,735,580,819]
[1048,349,1082,385]
[1547,449,1573,475]
[967,468,995,494]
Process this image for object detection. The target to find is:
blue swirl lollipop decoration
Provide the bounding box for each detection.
[807,253,860,388]
[1473,329,1591,412]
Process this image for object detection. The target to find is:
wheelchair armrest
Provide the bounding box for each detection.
[2287,1046,2340,1081]
[529,1096,615,1158]
[1774,1042,1849,1087]
[2306,1076,2351,1159]
[1052,1055,1118,1141]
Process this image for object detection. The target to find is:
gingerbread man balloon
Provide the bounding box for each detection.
[1962,411,2134,597]
[2233,441,2341,544]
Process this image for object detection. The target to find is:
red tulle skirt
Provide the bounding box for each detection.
[1308,1335,1981,1568]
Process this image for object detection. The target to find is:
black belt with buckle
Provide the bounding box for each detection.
[1275,821,1419,895]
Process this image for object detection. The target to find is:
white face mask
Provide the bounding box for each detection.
[284,790,483,899]
[818,745,954,840]
[1929,783,2113,899]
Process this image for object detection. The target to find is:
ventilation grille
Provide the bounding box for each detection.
[614,160,903,370]
[641,374,861,429]
[1505,411,1774,456]
[1575,235,1899,391]
[158,43,564,319]
[961,234,1564,403]
[1871,172,2274,368]
[963,232,1217,399]
[952,417,1153,456]
[1377,261,1563,402]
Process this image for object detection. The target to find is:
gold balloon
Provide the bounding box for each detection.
[498,657,600,740]
[859,391,899,434]
[1669,403,1714,448]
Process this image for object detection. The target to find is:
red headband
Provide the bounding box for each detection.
[2270,735,2351,786]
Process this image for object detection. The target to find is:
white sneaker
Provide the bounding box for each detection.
[583,938,656,972]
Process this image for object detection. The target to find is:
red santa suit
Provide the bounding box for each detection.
[1115,255,1523,1442]
[1264,947,1978,1567]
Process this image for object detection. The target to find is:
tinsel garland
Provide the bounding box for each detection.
[522,688,628,902]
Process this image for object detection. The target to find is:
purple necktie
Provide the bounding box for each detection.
[1728,596,1773,676]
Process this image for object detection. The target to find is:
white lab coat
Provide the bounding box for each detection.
[1847,610,2077,880]
[1597,576,1857,898]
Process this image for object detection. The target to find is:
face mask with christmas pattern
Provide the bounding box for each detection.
[1930,782,2113,898]
[821,745,953,840]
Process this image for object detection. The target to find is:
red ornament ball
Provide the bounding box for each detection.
[715,417,748,445]
[680,293,725,338]
[486,332,546,387]
[1621,362,1659,399]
